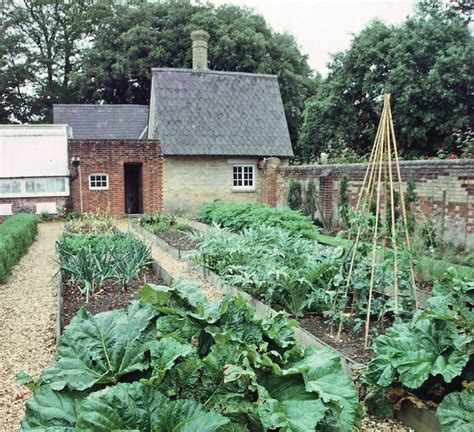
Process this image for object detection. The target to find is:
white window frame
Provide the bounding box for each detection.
[232,164,256,192]
[89,173,109,191]
[0,177,69,198]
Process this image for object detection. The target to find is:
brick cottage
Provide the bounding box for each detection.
[53,30,293,214]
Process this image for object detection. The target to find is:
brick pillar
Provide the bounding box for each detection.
[259,157,281,207]
[319,169,333,228]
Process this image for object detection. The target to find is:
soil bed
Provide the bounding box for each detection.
[298,313,384,363]
[155,230,200,250]
[62,267,163,328]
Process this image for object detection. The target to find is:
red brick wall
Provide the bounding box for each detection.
[260,159,474,248]
[68,140,163,216]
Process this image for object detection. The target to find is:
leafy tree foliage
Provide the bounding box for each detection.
[299,0,473,160]
[71,0,315,146]
[1,0,112,121]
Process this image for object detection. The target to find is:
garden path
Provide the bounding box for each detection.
[0,221,63,432]
[116,218,222,300]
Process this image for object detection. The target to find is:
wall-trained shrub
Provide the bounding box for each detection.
[197,201,319,239]
[0,213,39,283]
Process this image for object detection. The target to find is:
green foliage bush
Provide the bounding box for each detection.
[138,212,191,234]
[303,179,316,219]
[287,180,303,211]
[197,201,318,239]
[0,213,38,283]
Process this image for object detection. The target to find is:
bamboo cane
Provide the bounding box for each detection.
[364,96,388,350]
[334,118,385,339]
[386,98,400,315]
[387,103,418,308]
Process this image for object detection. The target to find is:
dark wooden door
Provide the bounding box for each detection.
[124,163,143,214]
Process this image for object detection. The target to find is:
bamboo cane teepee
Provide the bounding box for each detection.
[335,93,418,349]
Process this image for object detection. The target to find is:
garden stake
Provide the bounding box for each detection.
[335,112,385,340]
[364,100,386,350]
[333,94,419,349]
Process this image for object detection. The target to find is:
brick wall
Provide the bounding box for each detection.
[68,140,162,216]
[260,159,474,248]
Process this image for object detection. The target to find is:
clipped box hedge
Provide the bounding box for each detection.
[0,213,39,283]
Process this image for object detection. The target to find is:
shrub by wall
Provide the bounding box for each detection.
[0,213,39,283]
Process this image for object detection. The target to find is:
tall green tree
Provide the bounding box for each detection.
[0,21,32,123]
[299,0,473,160]
[1,0,113,122]
[71,0,315,146]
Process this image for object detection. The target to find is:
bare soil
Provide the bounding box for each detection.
[61,267,163,328]
[298,313,387,364]
[157,230,199,250]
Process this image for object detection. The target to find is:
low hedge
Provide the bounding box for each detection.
[196,201,319,239]
[0,213,39,283]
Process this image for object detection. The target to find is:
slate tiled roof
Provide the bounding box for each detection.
[149,69,293,157]
[53,104,149,139]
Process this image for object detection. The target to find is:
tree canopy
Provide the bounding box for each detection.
[299,0,473,160]
[1,0,315,145]
[1,0,472,159]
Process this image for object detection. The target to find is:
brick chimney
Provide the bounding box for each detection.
[191,30,210,70]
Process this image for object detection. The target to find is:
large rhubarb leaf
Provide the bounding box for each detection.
[76,382,230,431]
[20,385,82,431]
[146,337,194,384]
[283,346,359,432]
[41,301,156,391]
[366,318,470,389]
[436,389,474,432]
[257,376,326,432]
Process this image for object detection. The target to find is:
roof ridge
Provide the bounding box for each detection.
[53,104,149,108]
[151,68,277,79]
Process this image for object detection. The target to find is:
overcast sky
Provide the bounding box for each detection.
[210,0,417,75]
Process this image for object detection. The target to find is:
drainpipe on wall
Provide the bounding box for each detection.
[71,156,83,213]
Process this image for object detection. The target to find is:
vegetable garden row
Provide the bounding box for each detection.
[10,202,472,431]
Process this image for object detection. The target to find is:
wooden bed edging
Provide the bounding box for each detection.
[133,223,196,260]
[56,272,64,344]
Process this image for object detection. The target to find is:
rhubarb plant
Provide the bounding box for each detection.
[20,279,361,431]
[363,269,473,430]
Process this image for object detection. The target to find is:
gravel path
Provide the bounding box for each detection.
[117,219,222,300]
[0,221,63,432]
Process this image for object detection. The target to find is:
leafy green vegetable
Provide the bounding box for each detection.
[436,388,474,432]
[20,385,82,431]
[194,224,341,316]
[197,201,319,239]
[41,302,156,391]
[21,279,361,431]
[257,376,326,432]
[364,269,473,424]
[365,271,473,390]
[77,382,229,431]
